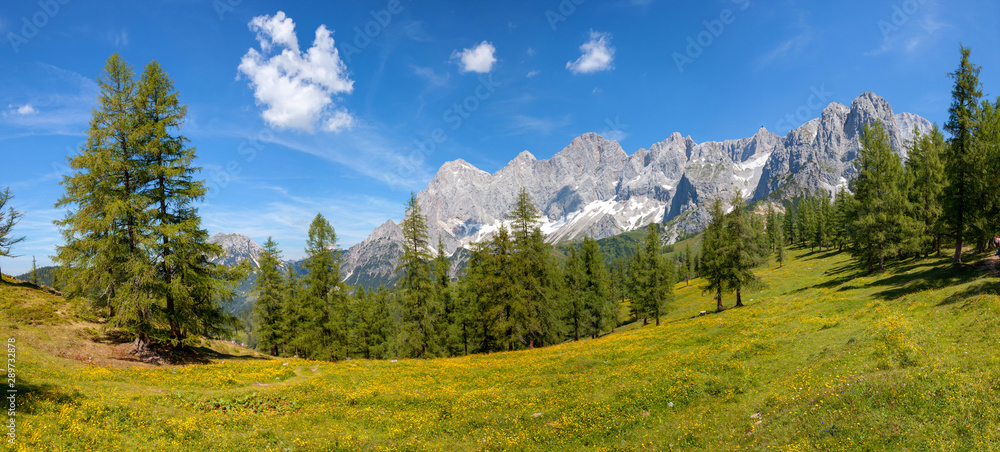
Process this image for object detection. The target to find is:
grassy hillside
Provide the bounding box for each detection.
[4,247,1000,451]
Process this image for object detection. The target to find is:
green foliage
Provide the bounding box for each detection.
[297,213,349,361]
[629,223,673,326]
[54,53,239,347]
[943,44,985,263]
[252,237,285,356]
[701,198,729,311]
[0,186,25,277]
[397,193,437,358]
[849,121,914,273]
[722,191,766,306]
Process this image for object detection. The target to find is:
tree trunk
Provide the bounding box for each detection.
[954,238,963,264]
[735,288,744,307]
[716,288,724,312]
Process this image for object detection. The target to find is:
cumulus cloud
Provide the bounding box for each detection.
[526,70,540,78]
[566,31,615,74]
[238,11,354,133]
[451,41,497,73]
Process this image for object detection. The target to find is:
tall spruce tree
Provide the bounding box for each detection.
[905,125,946,256]
[0,187,25,278]
[281,263,302,357]
[630,223,672,326]
[943,45,984,264]
[850,121,910,273]
[702,198,729,311]
[252,237,285,356]
[29,256,38,285]
[299,213,347,360]
[580,236,613,338]
[397,193,436,358]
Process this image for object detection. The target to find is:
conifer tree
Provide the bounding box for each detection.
[630,224,672,326]
[580,236,613,338]
[943,45,984,264]
[30,256,38,286]
[252,237,285,356]
[702,198,729,311]
[281,264,302,357]
[905,125,947,256]
[850,121,910,273]
[398,193,436,358]
[55,54,156,344]
[0,187,25,278]
[684,244,693,286]
[563,245,586,341]
[723,191,764,307]
[299,213,347,360]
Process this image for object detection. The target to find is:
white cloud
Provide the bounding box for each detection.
[566,31,615,74]
[526,70,540,78]
[238,11,354,133]
[110,29,129,47]
[8,104,37,115]
[451,41,497,73]
[324,109,354,133]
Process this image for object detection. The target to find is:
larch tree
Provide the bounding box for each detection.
[943,44,984,264]
[55,54,157,347]
[722,191,764,307]
[580,236,613,338]
[631,223,672,326]
[850,121,910,273]
[0,187,25,278]
[397,193,436,358]
[701,198,729,311]
[904,125,946,257]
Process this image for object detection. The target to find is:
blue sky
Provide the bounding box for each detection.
[1,0,998,274]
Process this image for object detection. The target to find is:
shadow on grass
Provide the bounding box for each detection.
[10,375,84,415]
[936,280,1000,307]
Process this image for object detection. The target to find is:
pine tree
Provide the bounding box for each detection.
[631,223,673,326]
[30,256,38,286]
[0,187,25,278]
[397,193,436,358]
[943,45,984,264]
[281,264,302,357]
[702,198,729,311]
[683,244,693,286]
[564,245,586,341]
[723,191,765,307]
[580,236,613,338]
[851,121,910,273]
[252,237,285,356]
[299,213,347,361]
[507,188,559,348]
[831,187,853,252]
[432,236,460,356]
[905,125,947,256]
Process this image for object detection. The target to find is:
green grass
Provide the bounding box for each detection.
[4,247,1000,451]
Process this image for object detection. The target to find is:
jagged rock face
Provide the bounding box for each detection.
[208,233,264,268]
[753,93,931,201]
[341,92,932,289]
[340,220,404,288]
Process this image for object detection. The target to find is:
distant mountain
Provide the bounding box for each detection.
[207,233,264,268]
[339,92,931,289]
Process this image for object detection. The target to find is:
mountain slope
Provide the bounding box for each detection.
[10,247,1000,450]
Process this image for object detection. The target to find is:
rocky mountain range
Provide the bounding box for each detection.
[211,92,932,291]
